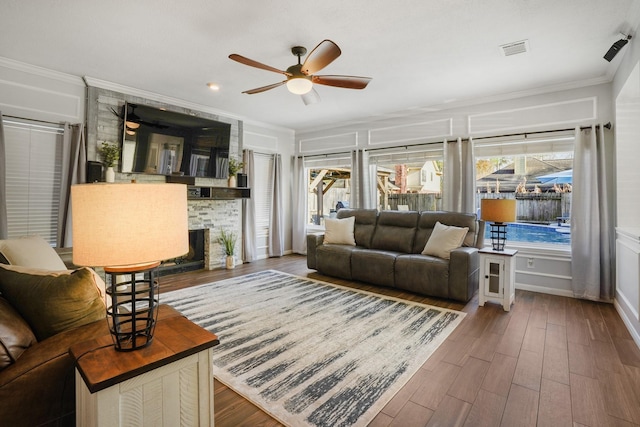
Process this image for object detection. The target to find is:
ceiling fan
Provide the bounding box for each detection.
[229,40,371,105]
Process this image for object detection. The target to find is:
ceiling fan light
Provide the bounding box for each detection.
[125,120,140,130]
[287,77,313,95]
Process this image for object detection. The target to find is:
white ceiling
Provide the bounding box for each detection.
[1,0,639,132]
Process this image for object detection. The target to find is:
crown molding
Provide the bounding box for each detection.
[0,56,85,86]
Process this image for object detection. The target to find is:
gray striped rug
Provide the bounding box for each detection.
[162,270,465,427]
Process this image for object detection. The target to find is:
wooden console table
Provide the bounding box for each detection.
[70,312,219,427]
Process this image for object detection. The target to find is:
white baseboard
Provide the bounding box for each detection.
[614,298,640,350]
[515,283,574,298]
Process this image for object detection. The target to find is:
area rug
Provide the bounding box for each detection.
[161,270,465,427]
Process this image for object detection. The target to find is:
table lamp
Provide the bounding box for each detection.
[71,182,188,351]
[480,198,516,251]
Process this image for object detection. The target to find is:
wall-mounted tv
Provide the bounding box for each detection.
[120,103,231,179]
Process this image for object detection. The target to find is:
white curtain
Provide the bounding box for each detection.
[0,112,7,239]
[242,149,257,262]
[443,137,476,213]
[57,123,86,247]
[350,150,377,209]
[268,153,284,257]
[570,125,615,301]
[291,156,307,254]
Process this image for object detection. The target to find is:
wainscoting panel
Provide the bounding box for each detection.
[368,118,453,146]
[617,230,640,321]
[615,228,640,347]
[512,246,573,296]
[244,131,279,152]
[0,78,82,121]
[468,97,597,134]
[298,132,358,154]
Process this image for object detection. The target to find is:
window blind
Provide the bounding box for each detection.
[3,119,64,245]
[253,153,274,258]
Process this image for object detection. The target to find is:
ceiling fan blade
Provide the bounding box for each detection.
[301,40,341,75]
[301,88,321,106]
[229,54,290,76]
[242,81,286,94]
[312,75,372,89]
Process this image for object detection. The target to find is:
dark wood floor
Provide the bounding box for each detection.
[159,255,640,427]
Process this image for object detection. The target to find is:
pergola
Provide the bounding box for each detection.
[309,168,394,224]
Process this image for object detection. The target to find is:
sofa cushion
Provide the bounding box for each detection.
[395,255,450,299]
[323,216,356,246]
[0,265,106,341]
[421,221,469,260]
[370,211,419,253]
[336,209,378,248]
[351,249,399,287]
[0,297,36,370]
[0,235,67,270]
[316,244,360,280]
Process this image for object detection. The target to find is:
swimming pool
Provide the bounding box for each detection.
[484,222,571,245]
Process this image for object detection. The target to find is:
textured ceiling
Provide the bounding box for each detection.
[1,0,639,131]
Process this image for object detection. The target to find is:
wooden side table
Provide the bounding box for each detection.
[70,309,219,427]
[478,248,518,311]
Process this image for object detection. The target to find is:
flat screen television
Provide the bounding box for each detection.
[120,103,231,179]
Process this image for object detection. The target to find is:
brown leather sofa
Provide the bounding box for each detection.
[307,209,485,302]
[0,299,182,427]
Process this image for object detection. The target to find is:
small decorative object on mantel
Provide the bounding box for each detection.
[217,228,238,269]
[98,142,120,183]
[227,158,244,188]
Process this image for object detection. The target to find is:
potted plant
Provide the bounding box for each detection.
[98,142,120,182]
[227,158,244,187]
[217,228,238,269]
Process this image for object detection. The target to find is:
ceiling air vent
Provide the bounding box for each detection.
[499,40,529,57]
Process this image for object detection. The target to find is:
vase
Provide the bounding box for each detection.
[225,255,235,269]
[228,175,237,188]
[105,166,115,183]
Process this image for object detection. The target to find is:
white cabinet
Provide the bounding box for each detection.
[478,248,517,311]
[71,313,218,427]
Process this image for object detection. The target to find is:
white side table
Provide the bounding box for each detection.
[70,312,219,427]
[478,248,518,311]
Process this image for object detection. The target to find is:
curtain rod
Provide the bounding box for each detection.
[472,122,612,141]
[296,122,612,157]
[1,114,66,126]
[297,150,353,159]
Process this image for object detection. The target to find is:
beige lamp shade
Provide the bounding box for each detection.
[71,183,189,268]
[481,199,516,223]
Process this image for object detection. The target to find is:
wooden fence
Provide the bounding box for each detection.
[387,192,571,224]
[478,193,571,224]
[388,193,442,211]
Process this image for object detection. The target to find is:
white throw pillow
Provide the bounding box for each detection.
[421,221,469,260]
[0,235,67,270]
[323,216,356,246]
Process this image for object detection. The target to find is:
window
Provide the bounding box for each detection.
[474,131,574,246]
[369,144,443,212]
[3,119,64,245]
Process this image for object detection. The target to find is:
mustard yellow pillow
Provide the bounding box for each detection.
[0,264,105,341]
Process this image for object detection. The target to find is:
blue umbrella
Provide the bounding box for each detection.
[537,169,572,184]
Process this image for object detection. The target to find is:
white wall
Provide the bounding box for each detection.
[612,8,640,347]
[295,83,614,297]
[0,57,85,123]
